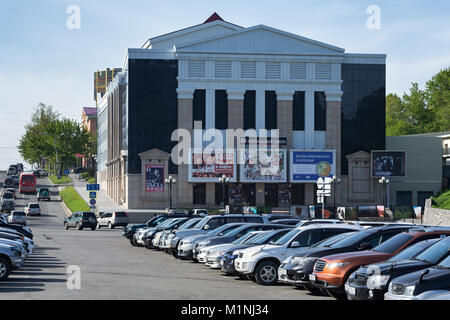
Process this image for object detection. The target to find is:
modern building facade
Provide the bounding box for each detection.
[94,68,122,104]
[97,13,387,210]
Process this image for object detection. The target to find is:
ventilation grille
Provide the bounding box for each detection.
[215,60,232,78]
[265,61,281,79]
[188,60,206,77]
[315,63,332,80]
[241,61,256,79]
[290,62,307,79]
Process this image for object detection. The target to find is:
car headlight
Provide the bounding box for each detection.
[404,285,416,296]
[183,239,193,245]
[327,262,350,269]
[167,233,175,239]
[367,274,390,289]
[11,248,21,257]
[146,230,155,236]
[290,256,317,265]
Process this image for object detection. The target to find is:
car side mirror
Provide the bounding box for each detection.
[359,242,372,251]
[291,241,301,248]
[204,224,210,230]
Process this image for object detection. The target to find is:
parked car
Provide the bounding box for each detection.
[37,188,51,201]
[277,225,414,295]
[0,242,25,281]
[234,224,361,285]
[141,217,192,249]
[296,219,344,227]
[5,188,15,199]
[97,211,128,229]
[7,211,26,225]
[3,178,14,189]
[384,254,450,300]
[1,200,14,213]
[310,227,450,299]
[64,211,97,230]
[24,203,41,216]
[1,191,14,203]
[158,218,203,255]
[0,219,33,239]
[270,219,303,226]
[0,230,32,255]
[345,236,450,300]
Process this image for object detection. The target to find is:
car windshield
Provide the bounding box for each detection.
[372,233,414,254]
[207,224,242,236]
[82,213,96,219]
[311,232,356,248]
[178,219,201,230]
[389,239,440,262]
[13,212,25,216]
[233,232,261,244]
[22,175,34,181]
[250,229,292,245]
[270,228,301,246]
[2,193,13,199]
[39,190,49,195]
[156,219,177,228]
[329,229,377,248]
[148,216,167,227]
[162,218,186,229]
[436,255,450,269]
[414,238,450,264]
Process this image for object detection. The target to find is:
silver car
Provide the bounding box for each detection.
[8,211,27,225]
[0,243,25,280]
[97,211,129,229]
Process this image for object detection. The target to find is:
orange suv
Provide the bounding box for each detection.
[310,227,450,299]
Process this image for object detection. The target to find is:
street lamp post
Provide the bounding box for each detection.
[331,175,341,210]
[165,176,176,210]
[378,176,390,215]
[218,175,229,210]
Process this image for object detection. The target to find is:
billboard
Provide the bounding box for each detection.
[145,165,164,192]
[371,151,406,177]
[290,150,336,182]
[188,150,236,182]
[240,150,287,183]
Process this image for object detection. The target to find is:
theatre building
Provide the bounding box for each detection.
[97,13,387,210]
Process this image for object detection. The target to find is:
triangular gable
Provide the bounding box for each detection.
[178,25,345,55]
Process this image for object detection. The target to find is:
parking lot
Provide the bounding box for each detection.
[0,172,332,300]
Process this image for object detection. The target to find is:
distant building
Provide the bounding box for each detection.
[94,68,122,103]
[82,107,97,168]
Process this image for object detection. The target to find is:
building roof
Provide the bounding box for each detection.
[389,131,450,138]
[83,107,97,117]
[203,12,224,24]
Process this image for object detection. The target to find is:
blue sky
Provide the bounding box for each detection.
[0,0,449,167]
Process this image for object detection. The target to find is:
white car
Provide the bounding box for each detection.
[97,211,129,229]
[24,203,41,216]
[7,211,27,225]
[233,224,362,285]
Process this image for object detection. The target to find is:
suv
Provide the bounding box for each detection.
[37,188,51,201]
[97,211,128,229]
[1,191,14,204]
[234,224,361,285]
[1,200,14,213]
[24,203,41,216]
[7,211,26,225]
[0,243,25,281]
[3,178,14,189]
[346,236,449,300]
[311,227,450,299]
[64,211,97,230]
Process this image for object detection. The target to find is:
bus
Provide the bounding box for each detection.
[19,172,37,195]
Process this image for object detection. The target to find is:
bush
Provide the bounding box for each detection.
[431,189,450,210]
[60,186,90,213]
[49,175,71,185]
[394,206,413,219]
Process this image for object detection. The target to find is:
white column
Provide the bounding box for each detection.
[305,90,315,148]
[205,89,215,130]
[255,90,265,130]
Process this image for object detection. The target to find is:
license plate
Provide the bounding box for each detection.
[309,274,317,281]
[345,284,356,296]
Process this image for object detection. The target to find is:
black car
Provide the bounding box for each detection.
[1,201,14,213]
[142,217,192,249]
[277,225,414,294]
[0,219,33,239]
[347,236,450,300]
[385,252,450,300]
[73,167,87,174]
[3,178,14,188]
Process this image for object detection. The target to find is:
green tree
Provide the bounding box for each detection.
[425,67,450,132]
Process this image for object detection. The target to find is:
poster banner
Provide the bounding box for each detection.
[240,150,287,183]
[145,165,164,192]
[371,151,406,177]
[413,206,422,219]
[189,150,236,182]
[290,150,336,182]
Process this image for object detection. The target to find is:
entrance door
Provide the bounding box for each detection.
[242,184,256,206]
[193,183,206,205]
[265,184,278,208]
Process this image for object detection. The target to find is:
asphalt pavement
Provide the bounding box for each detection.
[0,172,332,300]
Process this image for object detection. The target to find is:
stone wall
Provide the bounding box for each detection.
[423,199,450,226]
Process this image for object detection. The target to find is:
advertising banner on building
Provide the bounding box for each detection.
[289,150,336,182]
[371,151,406,177]
[189,150,236,182]
[240,150,287,183]
[145,165,164,192]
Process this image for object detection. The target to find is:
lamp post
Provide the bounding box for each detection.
[331,175,341,210]
[378,176,390,215]
[165,176,176,209]
[218,175,229,210]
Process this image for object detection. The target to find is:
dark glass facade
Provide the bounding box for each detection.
[193,183,206,205]
[215,90,228,130]
[127,59,178,175]
[265,91,277,129]
[341,63,386,174]
[314,92,326,131]
[193,89,206,129]
[293,91,305,131]
[244,90,256,130]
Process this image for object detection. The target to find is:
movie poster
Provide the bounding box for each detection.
[145,165,164,192]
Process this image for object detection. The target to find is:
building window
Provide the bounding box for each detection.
[244,90,256,130]
[188,60,205,77]
[215,90,228,130]
[293,91,305,130]
[215,61,231,78]
[215,183,229,205]
[241,61,256,79]
[265,62,281,79]
[193,183,206,205]
[265,91,277,130]
[315,63,332,80]
[290,62,306,80]
[314,92,326,131]
[193,89,206,129]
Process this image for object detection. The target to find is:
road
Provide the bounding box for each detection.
[0,173,332,300]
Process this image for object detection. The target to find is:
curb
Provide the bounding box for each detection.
[57,186,72,217]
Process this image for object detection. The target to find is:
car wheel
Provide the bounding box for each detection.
[326,289,347,300]
[76,222,82,230]
[171,250,178,258]
[91,226,96,231]
[97,222,101,229]
[0,257,12,281]
[108,222,114,229]
[254,261,279,286]
[130,237,136,246]
[64,222,69,230]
